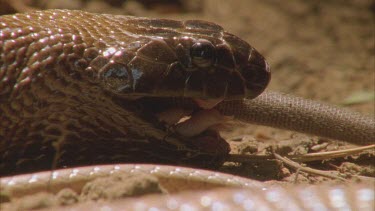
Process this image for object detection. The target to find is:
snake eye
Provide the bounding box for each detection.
[191,40,215,68]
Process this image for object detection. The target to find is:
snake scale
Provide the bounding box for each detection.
[0,10,374,210]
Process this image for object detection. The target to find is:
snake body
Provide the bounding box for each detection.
[0,10,374,210]
[1,164,373,210]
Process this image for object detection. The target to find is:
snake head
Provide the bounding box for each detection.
[100,18,270,101]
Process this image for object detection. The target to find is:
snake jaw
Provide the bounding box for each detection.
[157,108,229,138]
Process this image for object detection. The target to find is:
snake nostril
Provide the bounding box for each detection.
[248,49,268,69]
[241,49,271,98]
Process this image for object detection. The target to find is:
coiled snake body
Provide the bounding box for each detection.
[0,10,374,210]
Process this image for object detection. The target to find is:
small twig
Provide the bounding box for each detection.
[226,144,375,163]
[294,168,301,184]
[226,144,373,181]
[288,144,375,162]
[271,148,347,181]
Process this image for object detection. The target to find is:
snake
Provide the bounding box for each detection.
[0,10,374,210]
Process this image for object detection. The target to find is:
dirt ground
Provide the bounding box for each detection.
[1,0,374,210]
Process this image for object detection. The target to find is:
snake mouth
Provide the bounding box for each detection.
[145,96,232,159]
[109,95,232,166]
[134,96,230,138]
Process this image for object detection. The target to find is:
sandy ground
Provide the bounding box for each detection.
[1,0,374,210]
